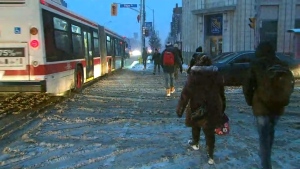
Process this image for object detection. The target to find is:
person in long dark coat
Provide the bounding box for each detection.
[142,48,148,70]
[152,48,161,74]
[243,41,294,169]
[176,56,226,165]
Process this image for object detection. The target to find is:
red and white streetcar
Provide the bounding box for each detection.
[0,0,127,95]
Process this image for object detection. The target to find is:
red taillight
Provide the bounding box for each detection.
[40,0,45,5]
[30,40,39,48]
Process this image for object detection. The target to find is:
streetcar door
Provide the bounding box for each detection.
[83,31,94,81]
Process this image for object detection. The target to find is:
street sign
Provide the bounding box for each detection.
[120,4,137,8]
[145,22,152,31]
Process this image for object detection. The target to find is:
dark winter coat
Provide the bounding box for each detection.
[152,52,161,64]
[142,50,148,60]
[196,46,202,52]
[174,47,183,64]
[243,56,292,116]
[243,42,294,116]
[187,52,206,74]
[176,65,226,128]
[160,47,182,73]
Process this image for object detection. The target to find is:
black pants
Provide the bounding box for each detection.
[192,126,215,159]
[174,65,179,80]
[142,59,147,68]
[153,62,160,73]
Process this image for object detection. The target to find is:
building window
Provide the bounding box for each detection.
[295,19,300,28]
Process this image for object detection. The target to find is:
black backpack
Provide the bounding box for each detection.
[258,64,295,108]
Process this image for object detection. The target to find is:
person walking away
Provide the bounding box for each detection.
[187,46,205,74]
[152,48,161,75]
[142,48,148,70]
[161,42,182,97]
[173,44,183,80]
[176,56,226,165]
[243,41,294,169]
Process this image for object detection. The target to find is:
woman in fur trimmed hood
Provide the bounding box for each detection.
[176,56,226,165]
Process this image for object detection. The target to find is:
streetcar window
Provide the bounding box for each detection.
[88,32,92,57]
[71,25,81,34]
[106,35,112,56]
[54,31,71,56]
[53,17,68,31]
[71,24,83,58]
[53,17,71,58]
[115,39,119,56]
[93,31,100,57]
[93,31,98,38]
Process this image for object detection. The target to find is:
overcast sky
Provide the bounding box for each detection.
[64,0,182,44]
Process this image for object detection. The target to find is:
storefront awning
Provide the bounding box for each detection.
[287,29,300,34]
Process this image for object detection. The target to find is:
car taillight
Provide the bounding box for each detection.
[40,0,46,4]
[30,40,39,48]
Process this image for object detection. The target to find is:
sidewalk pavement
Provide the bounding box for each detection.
[0,62,299,169]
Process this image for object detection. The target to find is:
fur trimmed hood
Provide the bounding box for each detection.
[191,65,218,72]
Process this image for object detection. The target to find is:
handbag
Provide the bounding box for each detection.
[191,104,207,121]
[215,113,230,135]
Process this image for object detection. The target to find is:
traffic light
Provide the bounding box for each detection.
[145,29,149,37]
[111,3,118,16]
[248,17,256,29]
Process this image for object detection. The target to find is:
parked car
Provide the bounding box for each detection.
[212,52,234,62]
[213,51,300,86]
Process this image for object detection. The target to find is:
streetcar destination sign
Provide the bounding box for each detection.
[0,48,25,57]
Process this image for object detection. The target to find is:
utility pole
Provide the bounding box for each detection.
[142,0,146,49]
[140,0,145,52]
[152,9,154,31]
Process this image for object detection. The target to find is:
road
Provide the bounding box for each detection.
[0,61,299,169]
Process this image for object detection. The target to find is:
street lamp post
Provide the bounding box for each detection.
[146,6,154,32]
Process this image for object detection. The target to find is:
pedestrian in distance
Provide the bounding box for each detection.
[152,48,161,75]
[187,46,206,75]
[160,42,182,97]
[142,47,148,70]
[242,41,295,169]
[173,43,183,80]
[176,55,226,165]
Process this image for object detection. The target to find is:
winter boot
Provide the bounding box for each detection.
[166,89,171,97]
[170,87,175,93]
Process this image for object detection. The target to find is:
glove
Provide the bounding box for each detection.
[177,111,183,118]
[176,107,184,118]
